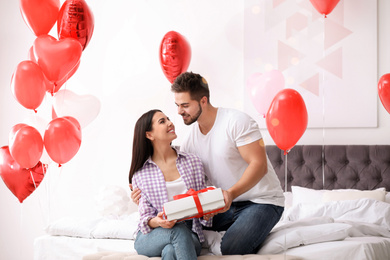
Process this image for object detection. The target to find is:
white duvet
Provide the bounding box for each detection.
[257,198,390,255]
[44,198,390,256]
[203,198,390,255]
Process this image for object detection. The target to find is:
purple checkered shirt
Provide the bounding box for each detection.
[132,148,212,242]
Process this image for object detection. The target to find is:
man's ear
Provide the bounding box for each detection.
[146,131,154,141]
[200,96,208,105]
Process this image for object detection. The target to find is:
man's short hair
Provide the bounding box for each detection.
[171,72,210,103]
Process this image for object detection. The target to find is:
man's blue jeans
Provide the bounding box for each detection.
[206,201,284,255]
[134,222,201,260]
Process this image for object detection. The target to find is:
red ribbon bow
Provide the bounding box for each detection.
[163,187,224,221]
[173,187,215,219]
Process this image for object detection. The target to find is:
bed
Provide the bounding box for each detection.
[34,145,390,260]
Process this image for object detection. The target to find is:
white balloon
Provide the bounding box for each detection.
[53,89,101,128]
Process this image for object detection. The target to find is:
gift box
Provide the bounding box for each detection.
[163,187,225,221]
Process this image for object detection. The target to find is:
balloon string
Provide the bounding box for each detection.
[19,203,24,259]
[284,152,288,193]
[322,18,326,188]
[29,169,37,190]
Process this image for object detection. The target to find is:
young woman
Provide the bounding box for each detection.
[129,109,211,260]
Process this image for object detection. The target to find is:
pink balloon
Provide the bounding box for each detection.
[44,116,82,165]
[32,35,82,85]
[9,124,43,169]
[0,146,46,203]
[266,89,308,154]
[246,70,285,117]
[10,60,46,111]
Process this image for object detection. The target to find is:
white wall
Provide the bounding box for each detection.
[0,0,389,259]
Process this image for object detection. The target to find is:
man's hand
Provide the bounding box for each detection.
[129,184,141,205]
[203,189,232,221]
[149,212,177,229]
[220,189,233,213]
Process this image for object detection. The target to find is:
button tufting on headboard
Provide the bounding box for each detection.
[266,145,390,192]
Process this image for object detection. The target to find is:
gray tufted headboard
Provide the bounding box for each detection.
[266,145,390,192]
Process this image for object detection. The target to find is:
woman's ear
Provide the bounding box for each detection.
[146,131,154,141]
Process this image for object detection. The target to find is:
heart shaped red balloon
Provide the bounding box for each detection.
[10,60,46,110]
[19,0,61,36]
[159,31,191,83]
[309,0,340,17]
[33,35,83,85]
[28,46,81,94]
[378,73,390,115]
[57,0,95,50]
[266,89,308,154]
[0,146,46,203]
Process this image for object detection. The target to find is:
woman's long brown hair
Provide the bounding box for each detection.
[128,109,161,184]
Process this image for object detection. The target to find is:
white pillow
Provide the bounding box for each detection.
[291,186,324,206]
[385,192,390,203]
[92,213,140,240]
[322,189,385,202]
[292,186,386,206]
[45,217,102,238]
[258,222,351,254]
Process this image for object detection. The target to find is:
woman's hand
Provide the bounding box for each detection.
[129,184,141,205]
[149,212,177,229]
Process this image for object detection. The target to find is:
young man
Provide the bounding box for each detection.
[170,72,284,255]
[131,71,284,255]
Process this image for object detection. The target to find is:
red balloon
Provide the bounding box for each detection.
[309,0,340,17]
[57,0,95,51]
[32,35,83,85]
[44,116,82,165]
[9,124,43,169]
[28,46,80,94]
[266,89,308,154]
[0,146,46,203]
[378,73,390,115]
[10,60,46,111]
[159,31,191,83]
[19,0,60,36]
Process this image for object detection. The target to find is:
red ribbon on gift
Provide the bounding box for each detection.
[163,187,224,221]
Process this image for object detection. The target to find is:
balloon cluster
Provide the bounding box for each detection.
[1,0,95,203]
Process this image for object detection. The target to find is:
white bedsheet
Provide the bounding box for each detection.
[35,198,390,260]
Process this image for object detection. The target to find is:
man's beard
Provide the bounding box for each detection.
[182,103,202,125]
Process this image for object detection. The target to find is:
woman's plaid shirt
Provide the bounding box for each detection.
[132,149,212,242]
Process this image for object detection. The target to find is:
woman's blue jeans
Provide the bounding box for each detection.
[206,201,284,255]
[134,222,201,260]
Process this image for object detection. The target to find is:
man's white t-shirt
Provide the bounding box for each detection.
[181,108,284,207]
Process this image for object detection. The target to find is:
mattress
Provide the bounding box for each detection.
[34,235,136,260]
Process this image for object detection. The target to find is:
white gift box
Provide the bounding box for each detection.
[163,187,225,221]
